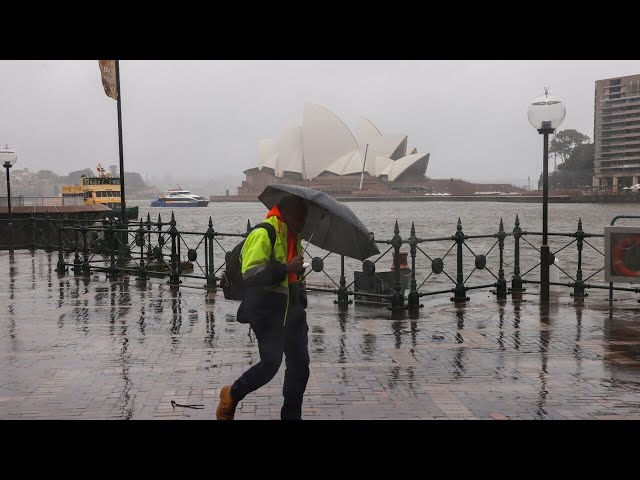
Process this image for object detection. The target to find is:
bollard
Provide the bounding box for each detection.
[496,218,507,296]
[572,218,588,298]
[450,218,469,302]
[511,214,525,292]
[205,216,216,290]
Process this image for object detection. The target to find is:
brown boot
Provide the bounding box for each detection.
[216,385,238,420]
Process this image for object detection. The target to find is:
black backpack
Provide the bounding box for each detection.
[220,222,276,301]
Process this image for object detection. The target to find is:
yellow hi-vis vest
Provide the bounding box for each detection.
[240,215,303,323]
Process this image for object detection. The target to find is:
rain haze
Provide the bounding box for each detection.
[1,60,640,193]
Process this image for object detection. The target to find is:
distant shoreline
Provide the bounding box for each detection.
[209,195,574,203]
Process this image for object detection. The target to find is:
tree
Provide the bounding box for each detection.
[550,129,590,164]
[544,142,595,190]
[124,172,146,191]
[557,143,594,172]
[35,170,59,181]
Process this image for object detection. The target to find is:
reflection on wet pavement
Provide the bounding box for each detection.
[2,251,640,420]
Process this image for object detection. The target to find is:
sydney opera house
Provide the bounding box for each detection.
[236,103,430,196]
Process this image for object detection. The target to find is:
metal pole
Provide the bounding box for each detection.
[5,162,13,253]
[114,60,127,226]
[539,128,554,302]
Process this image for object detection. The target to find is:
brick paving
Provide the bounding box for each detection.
[2,251,640,420]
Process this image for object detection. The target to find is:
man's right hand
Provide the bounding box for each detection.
[286,255,303,273]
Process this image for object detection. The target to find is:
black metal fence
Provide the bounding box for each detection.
[1,213,639,309]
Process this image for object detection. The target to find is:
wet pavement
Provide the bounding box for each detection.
[2,251,640,420]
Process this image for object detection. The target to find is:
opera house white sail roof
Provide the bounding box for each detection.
[255,103,429,182]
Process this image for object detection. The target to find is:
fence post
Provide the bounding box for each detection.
[136,218,147,281]
[72,217,82,275]
[168,212,181,286]
[390,220,405,309]
[82,215,90,275]
[56,216,67,274]
[205,216,216,290]
[511,214,525,292]
[572,217,588,298]
[496,218,507,296]
[145,213,153,264]
[335,254,350,309]
[45,213,53,252]
[408,221,420,308]
[107,217,118,278]
[452,217,469,302]
[156,213,163,264]
[30,212,37,251]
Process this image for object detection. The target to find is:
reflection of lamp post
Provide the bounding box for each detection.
[528,88,565,302]
[1,145,18,253]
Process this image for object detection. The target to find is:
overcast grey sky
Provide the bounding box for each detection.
[2,60,640,186]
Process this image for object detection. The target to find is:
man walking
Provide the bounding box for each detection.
[216,195,310,420]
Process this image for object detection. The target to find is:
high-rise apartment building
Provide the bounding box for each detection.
[593,74,640,191]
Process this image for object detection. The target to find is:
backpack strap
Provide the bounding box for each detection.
[253,222,276,259]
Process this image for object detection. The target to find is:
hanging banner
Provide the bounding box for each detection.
[98,60,118,100]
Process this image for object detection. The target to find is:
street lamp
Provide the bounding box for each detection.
[528,88,565,302]
[1,145,18,253]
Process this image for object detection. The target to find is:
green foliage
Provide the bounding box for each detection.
[539,141,595,190]
[556,143,594,172]
[124,172,146,190]
[550,129,590,163]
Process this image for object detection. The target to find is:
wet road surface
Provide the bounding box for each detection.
[2,251,640,420]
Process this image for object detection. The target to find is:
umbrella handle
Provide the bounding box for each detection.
[301,213,324,259]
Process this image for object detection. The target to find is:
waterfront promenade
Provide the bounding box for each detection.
[2,250,640,420]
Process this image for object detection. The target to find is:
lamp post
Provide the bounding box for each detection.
[527,88,565,302]
[1,145,18,253]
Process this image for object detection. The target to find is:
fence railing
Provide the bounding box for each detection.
[1,213,639,309]
[0,196,85,207]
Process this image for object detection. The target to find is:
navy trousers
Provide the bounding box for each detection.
[231,285,310,420]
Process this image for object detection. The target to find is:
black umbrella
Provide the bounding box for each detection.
[258,185,380,261]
